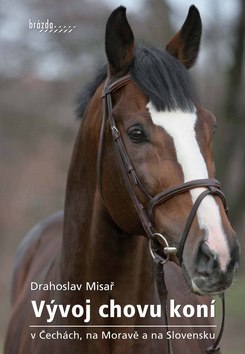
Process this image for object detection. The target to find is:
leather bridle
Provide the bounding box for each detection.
[98,73,227,353]
[99,74,228,262]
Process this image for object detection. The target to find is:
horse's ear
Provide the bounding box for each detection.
[166,5,202,69]
[105,6,134,76]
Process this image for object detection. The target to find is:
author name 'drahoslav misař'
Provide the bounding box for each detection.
[30,281,115,292]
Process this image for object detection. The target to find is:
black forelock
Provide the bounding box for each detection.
[76,44,198,118]
[132,45,198,112]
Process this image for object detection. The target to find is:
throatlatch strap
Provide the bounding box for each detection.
[154,259,173,354]
[97,90,108,208]
[206,293,225,354]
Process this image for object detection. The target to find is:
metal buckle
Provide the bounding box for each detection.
[111,126,120,140]
[148,233,177,264]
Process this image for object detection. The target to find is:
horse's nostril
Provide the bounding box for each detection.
[228,257,239,273]
[196,242,219,275]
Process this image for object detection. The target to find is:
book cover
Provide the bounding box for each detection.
[1,1,244,353]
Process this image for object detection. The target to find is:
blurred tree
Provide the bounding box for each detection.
[141,0,173,46]
[218,0,245,231]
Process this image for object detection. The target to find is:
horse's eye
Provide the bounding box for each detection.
[127,126,147,143]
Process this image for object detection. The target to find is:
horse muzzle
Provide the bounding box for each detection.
[190,240,240,295]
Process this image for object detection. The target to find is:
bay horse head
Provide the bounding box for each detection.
[79,6,240,296]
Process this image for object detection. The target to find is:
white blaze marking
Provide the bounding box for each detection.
[147,102,230,271]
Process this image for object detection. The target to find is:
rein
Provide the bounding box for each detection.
[99,74,227,353]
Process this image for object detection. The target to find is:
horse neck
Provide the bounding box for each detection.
[60,86,155,304]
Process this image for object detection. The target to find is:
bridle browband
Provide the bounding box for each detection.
[98,73,227,353]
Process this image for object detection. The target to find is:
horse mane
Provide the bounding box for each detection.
[76,63,107,118]
[76,44,198,118]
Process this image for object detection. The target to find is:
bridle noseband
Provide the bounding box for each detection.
[98,74,227,354]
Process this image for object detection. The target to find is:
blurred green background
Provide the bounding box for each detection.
[0,0,244,353]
